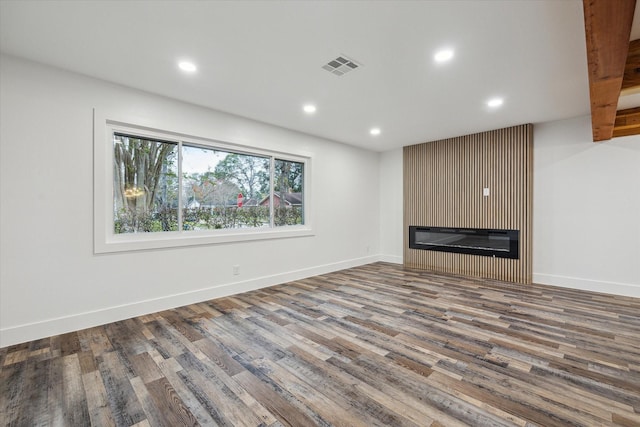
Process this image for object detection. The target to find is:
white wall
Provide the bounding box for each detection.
[0,55,380,347]
[379,148,403,263]
[533,115,640,297]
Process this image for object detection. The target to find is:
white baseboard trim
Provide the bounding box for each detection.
[533,273,640,298]
[0,255,380,348]
[379,254,403,264]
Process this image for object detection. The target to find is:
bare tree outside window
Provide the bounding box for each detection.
[113,135,178,233]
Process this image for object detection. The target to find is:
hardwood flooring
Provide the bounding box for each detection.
[1,262,639,426]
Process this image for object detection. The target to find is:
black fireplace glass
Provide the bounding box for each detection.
[409,226,519,259]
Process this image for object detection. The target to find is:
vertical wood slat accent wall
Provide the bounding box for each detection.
[403,124,533,284]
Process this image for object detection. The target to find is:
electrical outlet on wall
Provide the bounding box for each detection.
[233,265,240,275]
[483,187,490,197]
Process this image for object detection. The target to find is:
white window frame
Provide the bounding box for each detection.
[94,111,313,253]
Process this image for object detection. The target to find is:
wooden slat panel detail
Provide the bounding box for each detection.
[403,124,533,284]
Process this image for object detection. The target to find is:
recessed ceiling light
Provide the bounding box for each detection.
[178,61,197,72]
[370,128,381,136]
[434,49,454,63]
[303,104,317,114]
[487,97,504,108]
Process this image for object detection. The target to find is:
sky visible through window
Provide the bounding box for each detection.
[182,146,227,174]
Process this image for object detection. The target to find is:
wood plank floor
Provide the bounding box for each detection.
[1,262,639,426]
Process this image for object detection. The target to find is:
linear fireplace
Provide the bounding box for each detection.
[409,226,519,259]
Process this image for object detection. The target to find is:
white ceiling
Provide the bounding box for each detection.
[1,0,592,151]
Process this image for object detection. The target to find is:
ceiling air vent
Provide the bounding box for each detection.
[322,55,360,76]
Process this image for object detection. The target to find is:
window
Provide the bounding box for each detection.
[95,116,311,253]
[181,145,271,231]
[274,159,304,226]
[113,134,179,233]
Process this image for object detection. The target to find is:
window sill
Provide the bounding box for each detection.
[95,226,314,254]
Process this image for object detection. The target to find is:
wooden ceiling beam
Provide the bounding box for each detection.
[617,39,640,139]
[621,39,640,94]
[613,106,640,137]
[583,0,636,142]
